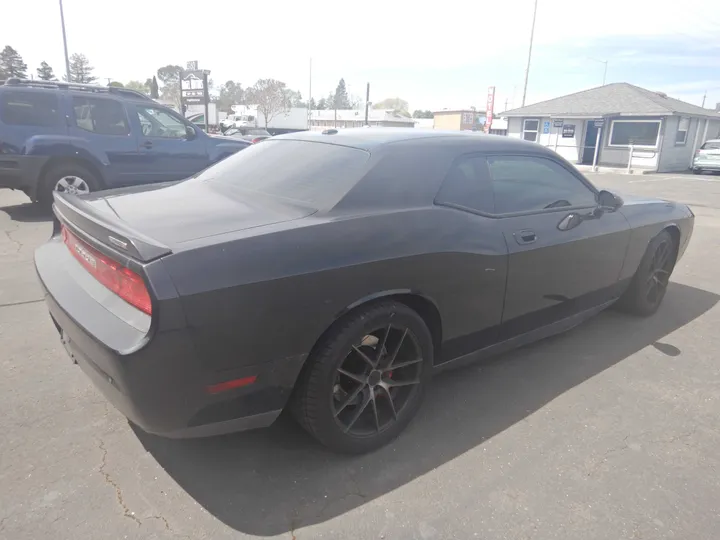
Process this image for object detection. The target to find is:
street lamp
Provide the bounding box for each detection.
[521,0,539,107]
[59,0,71,82]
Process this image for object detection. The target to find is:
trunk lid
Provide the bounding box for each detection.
[54,179,314,261]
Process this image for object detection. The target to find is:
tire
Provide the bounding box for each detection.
[616,230,676,316]
[292,300,434,454]
[39,162,99,207]
[692,168,701,175]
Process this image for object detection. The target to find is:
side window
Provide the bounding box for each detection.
[72,97,130,136]
[136,106,188,139]
[436,156,494,214]
[488,155,597,214]
[0,91,60,127]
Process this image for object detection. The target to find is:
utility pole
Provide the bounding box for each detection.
[59,0,71,83]
[307,58,312,129]
[588,58,608,85]
[701,90,707,108]
[521,0,539,107]
[504,97,509,111]
[364,82,370,126]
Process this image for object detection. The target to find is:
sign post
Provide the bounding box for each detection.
[552,119,563,152]
[592,118,604,171]
[484,86,495,133]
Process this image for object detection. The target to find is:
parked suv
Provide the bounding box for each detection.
[0,79,250,204]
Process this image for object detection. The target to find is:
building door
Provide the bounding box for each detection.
[582,120,601,164]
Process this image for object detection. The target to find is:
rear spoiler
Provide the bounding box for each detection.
[53,192,172,262]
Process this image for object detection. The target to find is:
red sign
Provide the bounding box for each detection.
[485,86,496,133]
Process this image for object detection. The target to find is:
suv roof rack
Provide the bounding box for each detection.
[2,78,155,102]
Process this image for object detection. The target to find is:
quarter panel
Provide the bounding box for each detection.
[162,207,509,372]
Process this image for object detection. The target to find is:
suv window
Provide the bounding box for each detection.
[701,141,720,150]
[136,105,188,138]
[488,155,596,214]
[0,90,61,127]
[435,156,494,214]
[193,139,370,209]
[72,97,130,136]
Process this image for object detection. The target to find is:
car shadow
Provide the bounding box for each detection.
[135,282,718,537]
[1,202,52,223]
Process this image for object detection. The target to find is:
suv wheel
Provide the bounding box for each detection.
[40,163,99,206]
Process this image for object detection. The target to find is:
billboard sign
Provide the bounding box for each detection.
[484,86,496,133]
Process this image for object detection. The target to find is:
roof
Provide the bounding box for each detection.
[273,127,544,152]
[1,78,154,103]
[501,83,720,119]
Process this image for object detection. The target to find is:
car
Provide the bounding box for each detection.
[692,139,720,174]
[35,128,694,454]
[0,79,249,205]
[223,127,271,143]
[220,112,256,131]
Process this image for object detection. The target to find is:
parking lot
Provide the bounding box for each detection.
[2,172,720,540]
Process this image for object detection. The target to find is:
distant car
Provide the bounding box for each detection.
[36,129,694,454]
[223,127,271,143]
[0,79,249,204]
[692,139,720,174]
[220,113,256,131]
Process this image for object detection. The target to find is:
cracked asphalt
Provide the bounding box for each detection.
[2,172,720,540]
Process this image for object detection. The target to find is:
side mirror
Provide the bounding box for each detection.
[597,190,623,211]
[185,125,197,140]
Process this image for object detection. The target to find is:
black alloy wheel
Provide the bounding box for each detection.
[292,301,433,454]
[332,325,423,436]
[645,236,673,307]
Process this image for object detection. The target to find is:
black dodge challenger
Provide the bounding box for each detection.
[36,129,694,454]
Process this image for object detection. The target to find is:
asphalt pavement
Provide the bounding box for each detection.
[2,172,720,540]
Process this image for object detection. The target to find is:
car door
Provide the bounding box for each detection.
[68,95,139,188]
[130,103,209,184]
[485,153,631,339]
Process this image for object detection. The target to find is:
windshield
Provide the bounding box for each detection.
[701,141,720,150]
[191,140,370,209]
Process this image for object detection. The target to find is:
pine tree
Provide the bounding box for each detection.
[66,53,96,84]
[0,46,28,79]
[334,78,350,109]
[36,61,55,81]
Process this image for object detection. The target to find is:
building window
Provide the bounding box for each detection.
[675,117,689,145]
[522,119,539,142]
[608,120,661,148]
[462,112,474,124]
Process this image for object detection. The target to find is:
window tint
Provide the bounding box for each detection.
[701,141,720,150]
[136,106,188,138]
[72,97,129,136]
[488,155,596,214]
[435,156,494,214]
[0,91,60,127]
[192,140,370,209]
[609,120,660,147]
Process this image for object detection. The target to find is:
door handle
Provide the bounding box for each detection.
[141,141,153,149]
[514,229,537,245]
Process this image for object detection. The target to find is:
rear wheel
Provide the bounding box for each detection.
[692,168,702,175]
[39,163,99,207]
[292,301,433,454]
[616,230,676,316]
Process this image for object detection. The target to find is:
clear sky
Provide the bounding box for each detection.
[2,0,719,113]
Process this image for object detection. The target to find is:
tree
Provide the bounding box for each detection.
[108,81,124,87]
[316,97,327,110]
[217,80,244,112]
[308,97,317,110]
[412,110,434,119]
[126,80,149,94]
[150,76,159,99]
[156,65,183,107]
[373,97,409,114]
[66,53,95,83]
[0,46,28,79]
[333,78,351,109]
[36,61,55,81]
[246,78,290,128]
[284,89,305,107]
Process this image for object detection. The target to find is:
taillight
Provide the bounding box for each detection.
[62,225,152,315]
[251,137,262,144]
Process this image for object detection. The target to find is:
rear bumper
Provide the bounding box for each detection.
[692,159,720,171]
[0,155,48,197]
[35,239,306,438]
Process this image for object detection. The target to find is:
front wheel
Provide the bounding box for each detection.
[292,301,433,454]
[616,230,676,316]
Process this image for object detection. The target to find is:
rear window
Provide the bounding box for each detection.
[0,90,61,127]
[701,141,720,150]
[193,139,370,209]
